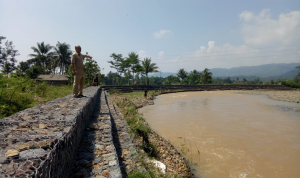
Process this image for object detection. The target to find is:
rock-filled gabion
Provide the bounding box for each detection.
[101,84,292,93]
[71,91,122,178]
[0,87,100,178]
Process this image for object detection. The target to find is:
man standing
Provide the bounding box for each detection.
[71,45,93,98]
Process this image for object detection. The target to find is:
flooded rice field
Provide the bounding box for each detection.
[138,91,300,178]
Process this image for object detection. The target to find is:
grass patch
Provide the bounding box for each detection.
[108,88,121,94]
[114,93,155,157]
[0,74,73,118]
[111,90,187,177]
[120,89,185,101]
[128,169,182,178]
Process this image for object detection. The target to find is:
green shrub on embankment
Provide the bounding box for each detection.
[0,74,72,119]
[282,80,300,88]
[281,73,300,88]
[110,90,187,178]
[116,101,155,157]
[119,89,185,100]
[128,170,182,178]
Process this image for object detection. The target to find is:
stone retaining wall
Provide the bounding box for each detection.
[101,84,292,92]
[71,90,122,178]
[0,87,101,177]
[2,85,288,177]
[106,93,145,176]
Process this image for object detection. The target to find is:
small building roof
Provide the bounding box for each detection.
[38,75,69,81]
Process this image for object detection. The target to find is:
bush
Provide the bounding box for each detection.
[282,80,300,88]
[141,143,157,158]
[35,81,47,96]
[25,65,43,79]
[0,75,72,118]
[108,88,121,94]
[128,170,155,178]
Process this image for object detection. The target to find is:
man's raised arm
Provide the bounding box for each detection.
[83,55,93,59]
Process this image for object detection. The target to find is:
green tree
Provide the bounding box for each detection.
[148,76,164,85]
[201,68,212,84]
[28,42,54,73]
[104,71,121,85]
[15,61,30,77]
[250,78,262,84]
[84,55,101,86]
[177,68,188,81]
[0,37,19,74]
[18,61,30,73]
[67,64,74,84]
[0,36,5,57]
[224,77,233,84]
[212,78,224,85]
[140,58,158,85]
[125,52,141,84]
[163,75,180,85]
[53,42,72,74]
[293,66,300,83]
[108,53,126,76]
[25,65,43,79]
[186,70,201,84]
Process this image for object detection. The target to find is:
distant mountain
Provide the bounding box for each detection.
[278,68,299,77]
[210,63,300,78]
[148,63,300,80]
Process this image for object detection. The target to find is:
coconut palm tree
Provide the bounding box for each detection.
[53,42,72,75]
[125,52,142,84]
[201,68,213,84]
[177,68,188,81]
[28,42,54,73]
[141,58,158,85]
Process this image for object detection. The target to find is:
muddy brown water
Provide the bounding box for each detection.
[138,91,300,178]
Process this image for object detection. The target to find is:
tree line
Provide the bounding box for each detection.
[1,36,299,87]
[0,36,100,85]
[107,52,158,85]
[105,52,215,85]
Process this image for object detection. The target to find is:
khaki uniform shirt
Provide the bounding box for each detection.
[71,52,85,75]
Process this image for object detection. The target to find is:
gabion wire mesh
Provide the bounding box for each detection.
[100,84,292,92]
[0,87,100,178]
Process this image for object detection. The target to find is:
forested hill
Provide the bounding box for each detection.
[209,63,300,78]
[150,63,300,79]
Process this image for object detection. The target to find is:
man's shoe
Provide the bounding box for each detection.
[78,94,86,97]
[73,95,82,98]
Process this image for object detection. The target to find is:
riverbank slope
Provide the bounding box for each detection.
[110,90,194,177]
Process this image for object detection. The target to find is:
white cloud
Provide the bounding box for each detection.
[126,10,300,73]
[239,11,254,21]
[138,50,150,60]
[150,41,299,72]
[240,9,300,46]
[158,51,164,58]
[193,41,260,67]
[138,50,165,61]
[153,29,173,38]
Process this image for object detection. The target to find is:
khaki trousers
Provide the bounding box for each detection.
[73,74,85,96]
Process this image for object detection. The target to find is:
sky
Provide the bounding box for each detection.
[1,0,300,74]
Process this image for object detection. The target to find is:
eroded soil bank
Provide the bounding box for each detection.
[139,90,300,178]
[110,93,194,178]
